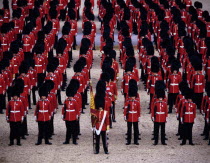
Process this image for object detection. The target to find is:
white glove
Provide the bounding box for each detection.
[207,118,209,123]
[180,117,183,123]
[21,116,24,122]
[61,115,64,120]
[138,117,140,122]
[6,116,9,121]
[166,117,168,122]
[176,114,179,119]
[124,116,127,121]
[152,117,154,122]
[76,115,79,120]
[34,116,37,121]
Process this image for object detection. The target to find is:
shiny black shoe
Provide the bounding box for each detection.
[134,142,139,145]
[126,142,130,145]
[176,133,180,136]
[180,142,186,145]
[22,136,26,140]
[8,142,14,146]
[35,142,42,145]
[73,142,78,145]
[203,137,208,140]
[45,142,52,145]
[153,142,158,145]
[17,143,22,146]
[63,141,69,144]
[94,151,99,154]
[189,142,194,146]
[113,120,116,122]
[151,138,155,140]
[105,151,109,154]
[178,137,182,140]
[200,133,205,136]
[162,143,167,145]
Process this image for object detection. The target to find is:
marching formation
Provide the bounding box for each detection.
[0,0,210,155]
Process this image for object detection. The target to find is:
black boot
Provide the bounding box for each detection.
[9,140,14,146]
[17,139,21,146]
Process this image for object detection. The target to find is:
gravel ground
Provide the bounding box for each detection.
[0,0,210,163]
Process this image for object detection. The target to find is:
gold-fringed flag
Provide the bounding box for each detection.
[90,81,97,127]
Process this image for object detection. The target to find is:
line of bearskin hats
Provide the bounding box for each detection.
[0,9,4,17]
[62,25,71,35]
[10,40,20,54]
[3,0,9,9]
[128,79,138,97]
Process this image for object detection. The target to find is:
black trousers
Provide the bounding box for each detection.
[81,92,85,112]
[37,121,50,143]
[127,122,139,143]
[28,94,31,109]
[182,123,194,144]
[193,93,203,110]
[65,120,77,143]
[20,117,28,137]
[76,117,80,135]
[37,73,46,88]
[149,93,154,110]
[10,121,21,143]
[31,86,36,105]
[203,120,209,138]
[0,94,5,113]
[57,89,62,104]
[49,114,54,137]
[178,119,184,139]
[111,102,116,121]
[168,93,179,112]
[95,131,108,153]
[154,122,166,144]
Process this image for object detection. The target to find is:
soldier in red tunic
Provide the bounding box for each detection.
[35,86,52,145]
[93,81,109,154]
[62,83,80,145]
[191,57,205,110]
[6,87,24,146]
[180,89,196,145]
[167,60,182,113]
[124,80,140,145]
[151,89,168,145]
[0,65,6,114]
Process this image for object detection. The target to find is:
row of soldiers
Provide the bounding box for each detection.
[1,0,210,152]
[96,0,210,146]
[0,0,96,146]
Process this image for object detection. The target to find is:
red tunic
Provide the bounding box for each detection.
[6,99,24,122]
[35,99,52,122]
[151,99,168,123]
